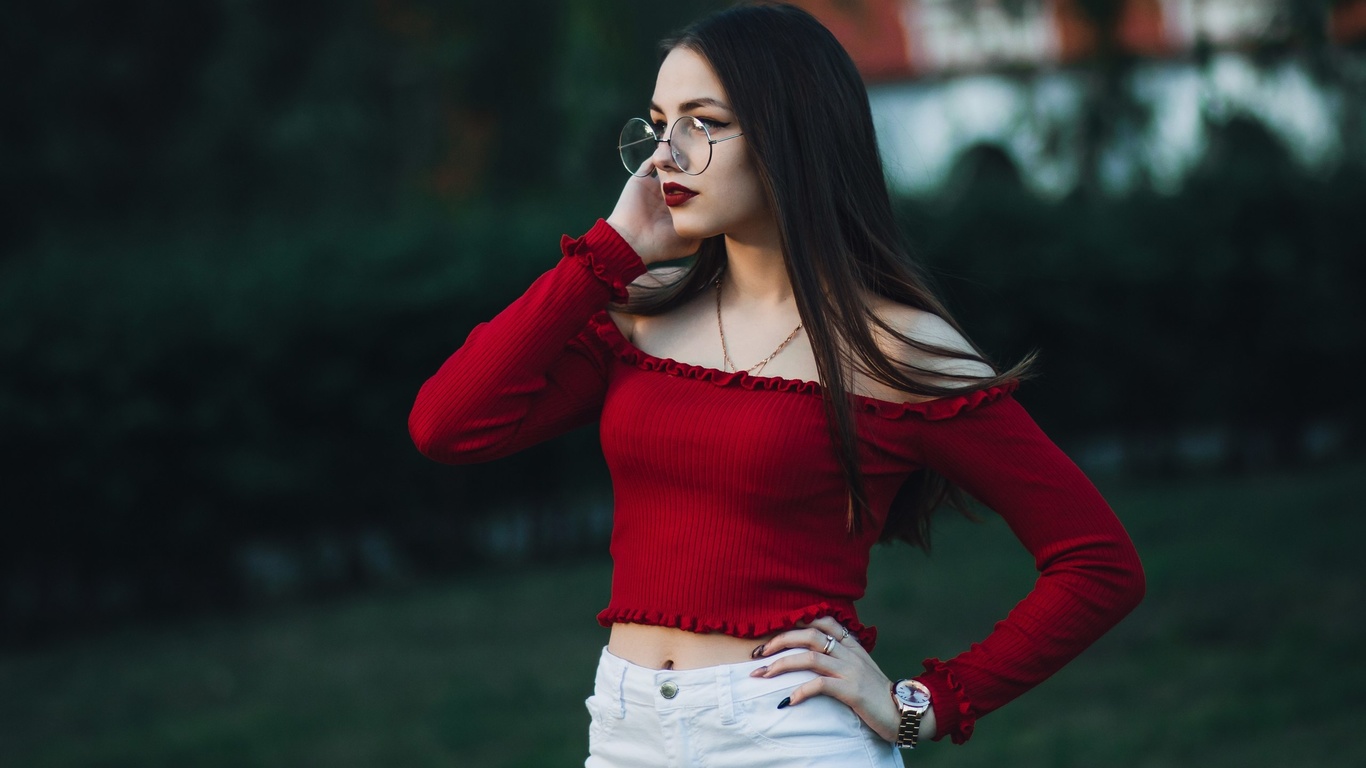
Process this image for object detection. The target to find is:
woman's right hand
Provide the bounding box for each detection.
[606,172,700,265]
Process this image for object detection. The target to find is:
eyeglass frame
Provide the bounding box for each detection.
[618,115,745,177]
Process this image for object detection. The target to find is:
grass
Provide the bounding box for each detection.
[2,460,1363,767]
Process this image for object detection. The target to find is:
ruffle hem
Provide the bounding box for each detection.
[598,601,878,650]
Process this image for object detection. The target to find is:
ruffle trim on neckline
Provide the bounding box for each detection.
[561,232,633,302]
[589,310,1018,421]
[597,601,878,651]
[918,658,978,745]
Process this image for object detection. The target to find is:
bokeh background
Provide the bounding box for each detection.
[2,1,1364,765]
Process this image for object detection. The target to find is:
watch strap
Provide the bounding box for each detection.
[896,707,923,749]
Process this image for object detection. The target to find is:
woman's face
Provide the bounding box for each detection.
[649,47,773,242]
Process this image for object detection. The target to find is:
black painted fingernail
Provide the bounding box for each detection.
[751,643,766,659]
[776,697,791,710]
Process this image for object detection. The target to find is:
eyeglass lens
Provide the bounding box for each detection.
[618,117,711,177]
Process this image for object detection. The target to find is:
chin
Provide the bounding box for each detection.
[666,217,713,241]
[667,210,727,241]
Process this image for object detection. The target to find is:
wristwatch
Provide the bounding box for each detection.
[891,678,932,749]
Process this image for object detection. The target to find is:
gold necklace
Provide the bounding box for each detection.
[714,277,803,375]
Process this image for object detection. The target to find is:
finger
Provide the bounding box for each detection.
[750,649,841,679]
[782,675,854,708]
[804,616,855,645]
[755,627,832,658]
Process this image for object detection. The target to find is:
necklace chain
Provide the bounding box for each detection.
[715,277,803,375]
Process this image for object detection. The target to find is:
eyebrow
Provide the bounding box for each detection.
[649,97,732,114]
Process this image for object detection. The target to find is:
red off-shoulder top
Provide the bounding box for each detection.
[408,220,1145,744]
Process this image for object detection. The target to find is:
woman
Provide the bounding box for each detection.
[409,4,1144,766]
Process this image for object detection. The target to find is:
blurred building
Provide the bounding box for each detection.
[792,0,1366,195]
[796,0,1366,79]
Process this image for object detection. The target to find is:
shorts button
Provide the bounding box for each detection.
[659,681,679,699]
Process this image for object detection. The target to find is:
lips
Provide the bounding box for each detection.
[662,181,698,207]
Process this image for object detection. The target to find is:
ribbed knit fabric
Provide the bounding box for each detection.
[409,219,1145,745]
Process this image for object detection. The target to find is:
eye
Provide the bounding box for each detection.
[695,117,729,129]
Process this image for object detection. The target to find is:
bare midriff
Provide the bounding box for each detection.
[607,623,783,670]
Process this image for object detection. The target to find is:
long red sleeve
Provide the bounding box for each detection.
[408,219,646,464]
[909,398,1146,743]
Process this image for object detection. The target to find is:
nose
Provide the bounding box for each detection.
[651,128,680,173]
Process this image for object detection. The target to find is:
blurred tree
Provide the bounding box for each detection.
[0,1,219,250]
[1068,0,1152,194]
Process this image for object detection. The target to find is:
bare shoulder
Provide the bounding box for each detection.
[605,308,636,342]
[609,266,692,343]
[867,296,996,385]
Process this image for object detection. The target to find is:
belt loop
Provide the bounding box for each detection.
[614,657,628,719]
[717,666,735,725]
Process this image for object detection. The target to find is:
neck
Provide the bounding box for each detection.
[721,226,791,307]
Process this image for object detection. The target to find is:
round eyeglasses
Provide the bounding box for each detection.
[618,116,744,177]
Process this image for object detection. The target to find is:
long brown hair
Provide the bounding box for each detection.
[623,3,1033,549]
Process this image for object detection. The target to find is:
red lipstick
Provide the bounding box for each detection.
[662,182,698,207]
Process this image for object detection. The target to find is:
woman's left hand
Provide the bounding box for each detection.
[748,615,902,743]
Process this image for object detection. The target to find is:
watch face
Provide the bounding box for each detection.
[894,680,931,711]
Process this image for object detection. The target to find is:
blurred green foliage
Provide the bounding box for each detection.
[1,1,1363,643]
[903,117,1366,451]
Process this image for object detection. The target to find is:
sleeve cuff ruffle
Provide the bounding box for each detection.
[915,658,978,745]
[559,219,648,303]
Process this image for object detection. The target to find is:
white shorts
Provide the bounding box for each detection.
[585,646,904,768]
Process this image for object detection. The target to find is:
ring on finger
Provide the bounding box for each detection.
[839,627,851,642]
[821,634,836,654]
